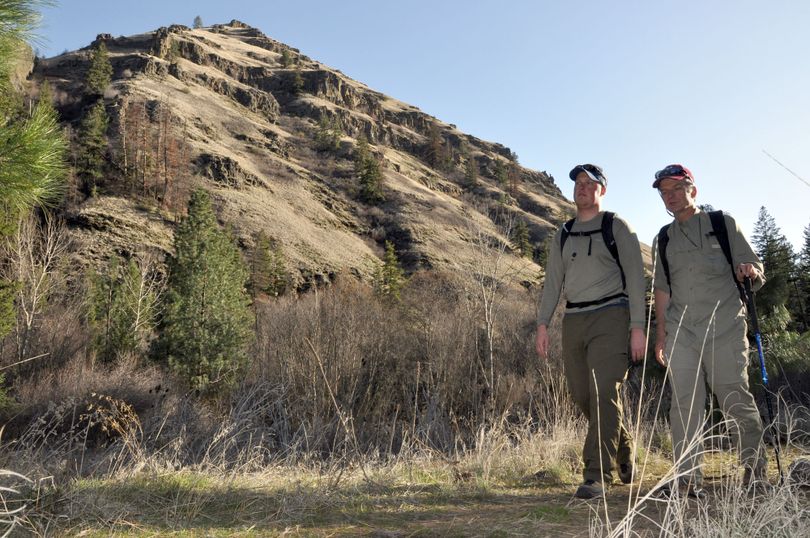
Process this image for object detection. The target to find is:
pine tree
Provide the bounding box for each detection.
[373,241,405,301]
[795,222,810,331]
[1,85,66,223]
[512,219,532,258]
[751,206,796,317]
[288,68,304,95]
[354,135,384,203]
[535,234,554,271]
[280,48,294,68]
[493,159,508,187]
[463,154,478,188]
[193,15,204,29]
[0,1,68,339]
[85,42,113,96]
[314,113,342,153]
[159,189,254,394]
[248,230,289,297]
[77,99,109,195]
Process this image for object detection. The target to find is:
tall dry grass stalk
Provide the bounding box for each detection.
[593,412,810,538]
[0,469,32,538]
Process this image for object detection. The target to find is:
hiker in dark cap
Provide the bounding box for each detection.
[652,163,768,499]
[536,163,646,499]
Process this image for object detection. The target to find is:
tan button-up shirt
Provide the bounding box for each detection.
[538,212,646,329]
[654,209,764,335]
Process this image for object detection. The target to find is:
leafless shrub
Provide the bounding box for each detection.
[1,213,71,364]
[243,268,579,465]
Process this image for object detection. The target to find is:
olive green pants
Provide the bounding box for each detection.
[562,305,633,483]
[666,316,766,486]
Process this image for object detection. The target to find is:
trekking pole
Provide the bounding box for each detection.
[743,277,785,484]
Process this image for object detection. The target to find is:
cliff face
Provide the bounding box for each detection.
[33,20,573,290]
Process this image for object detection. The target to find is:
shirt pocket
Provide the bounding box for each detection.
[706,251,730,277]
[705,236,730,276]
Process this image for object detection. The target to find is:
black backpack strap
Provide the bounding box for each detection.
[657,224,671,293]
[560,218,576,253]
[708,210,745,301]
[601,212,625,290]
[560,213,625,290]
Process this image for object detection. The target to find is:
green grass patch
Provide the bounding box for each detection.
[527,504,571,523]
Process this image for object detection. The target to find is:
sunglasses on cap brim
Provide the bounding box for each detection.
[655,165,691,180]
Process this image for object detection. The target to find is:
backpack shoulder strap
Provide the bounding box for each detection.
[560,218,576,253]
[708,210,745,300]
[601,212,626,290]
[657,224,671,293]
[708,210,732,266]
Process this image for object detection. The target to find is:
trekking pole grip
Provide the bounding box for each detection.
[743,277,761,335]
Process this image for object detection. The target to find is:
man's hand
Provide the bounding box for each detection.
[536,324,549,358]
[630,328,646,362]
[654,336,667,367]
[736,263,761,283]
[653,288,670,367]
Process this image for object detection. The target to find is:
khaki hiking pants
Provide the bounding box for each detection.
[666,316,766,486]
[562,305,633,483]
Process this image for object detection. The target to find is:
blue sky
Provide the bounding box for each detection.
[37,1,810,251]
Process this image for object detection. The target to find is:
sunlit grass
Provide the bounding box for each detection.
[3,434,808,536]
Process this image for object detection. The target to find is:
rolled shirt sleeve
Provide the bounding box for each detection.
[537,228,564,326]
[726,214,765,291]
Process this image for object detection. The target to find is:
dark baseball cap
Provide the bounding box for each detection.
[569,164,607,186]
[652,163,694,189]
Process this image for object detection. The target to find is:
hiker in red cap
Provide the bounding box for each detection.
[536,164,646,499]
[652,164,769,499]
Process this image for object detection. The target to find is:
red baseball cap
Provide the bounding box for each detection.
[652,164,694,189]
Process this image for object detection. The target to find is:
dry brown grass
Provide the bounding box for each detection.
[0,271,808,536]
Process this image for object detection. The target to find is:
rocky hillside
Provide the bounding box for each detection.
[32,20,573,290]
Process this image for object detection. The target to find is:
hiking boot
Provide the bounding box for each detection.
[655,482,707,501]
[743,467,773,495]
[619,462,634,485]
[743,466,764,484]
[575,480,604,499]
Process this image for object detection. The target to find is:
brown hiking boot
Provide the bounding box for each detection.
[619,462,634,484]
[575,480,605,499]
[743,467,773,495]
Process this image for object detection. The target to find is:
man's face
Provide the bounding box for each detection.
[657,178,696,214]
[574,172,605,209]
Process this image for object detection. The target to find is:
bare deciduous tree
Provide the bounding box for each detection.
[3,214,70,361]
[456,207,534,413]
[125,253,165,352]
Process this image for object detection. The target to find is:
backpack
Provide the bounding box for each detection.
[560,211,627,308]
[657,210,744,300]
